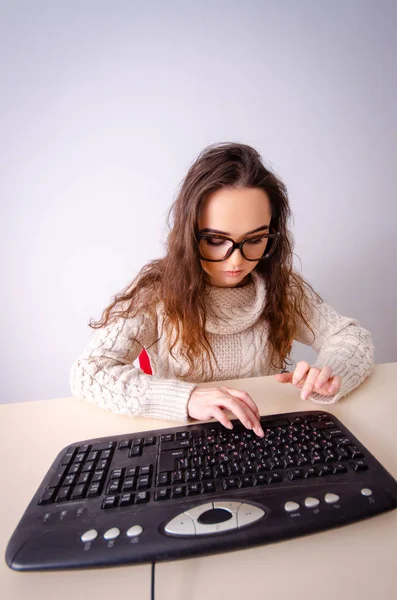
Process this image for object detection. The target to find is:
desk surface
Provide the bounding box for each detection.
[1,363,396,599]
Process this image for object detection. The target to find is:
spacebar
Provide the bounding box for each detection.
[159,449,186,472]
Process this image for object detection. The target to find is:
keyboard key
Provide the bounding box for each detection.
[126,467,138,478]
[306,467,320,478]
[155,488,171,501]
[122,478,135,491]
[288,469,305,481]
[348,446,364,459]
[67,463,80,474]
[86,482,101,497]
[47,466,67,488]
[136,491,150,504]
[102,495,119,509]
[172,485,186,498]
[161,434,174,442]
[255,473,268,485]
[92,470,105,483]
[350,460,368,472]
[202,481,215,493]
[158,472,169,485]
[185,469,198,481]
[318,465,333,476]
[111,468,124,479]
[129,446,142,458]
[241,475,254,487]
[118,439,131,449]
[59,448,76,466]
[137,475,150,488]
[55,487,71,502]
[268,472,283,483]
[334,437,352,447]
[82,461,95,473]
[97,459,109,470]
[107,480,121,494]
[187,483,202,495]
[64,474,76,486]
[144,436,156,446]
[92,442,114,451]
[222,478,240,490]
[119,493,135,506]
[71,484,86,500]
[38,489,55,505]
[77,473,90,485]
[74,453,86,463]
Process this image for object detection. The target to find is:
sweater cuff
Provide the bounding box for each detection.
[138,378,198,422]
[308,353,374,405]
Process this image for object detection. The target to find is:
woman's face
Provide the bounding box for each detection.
[197,187,272,288]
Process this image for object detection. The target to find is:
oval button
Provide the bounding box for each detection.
[104,527,120,540]
[126,525,143,537]
[284,501,300,512]
[361,488,372,496]
[237,503,265,528]
[304,497,320,508]
[164,514,196,536]
[324,493,340,504]
[81,529,98,543]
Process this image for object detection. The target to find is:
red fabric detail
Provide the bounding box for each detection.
[138,349,152,375]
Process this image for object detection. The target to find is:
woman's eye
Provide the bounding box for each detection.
[206,237,228,246]
[246,237,267,245]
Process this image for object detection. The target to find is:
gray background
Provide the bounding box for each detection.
[1,0,396,404]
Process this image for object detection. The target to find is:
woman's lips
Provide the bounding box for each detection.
[224,270,243,276]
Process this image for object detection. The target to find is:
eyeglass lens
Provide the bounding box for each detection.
[198,235,270,261]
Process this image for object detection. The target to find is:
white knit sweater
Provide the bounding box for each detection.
[70,271,374,421]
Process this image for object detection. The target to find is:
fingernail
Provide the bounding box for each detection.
[317,379,325,389]
[301,390,308,400]
[227,423,234,430]
[258,428,264,437]
[329,386,336,394]
[292,378,298,385]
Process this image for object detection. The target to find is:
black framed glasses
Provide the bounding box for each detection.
[195,228,280,262]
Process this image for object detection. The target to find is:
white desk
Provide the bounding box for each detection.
[1,363,396,599]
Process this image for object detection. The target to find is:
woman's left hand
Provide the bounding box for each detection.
[275,361,341,400]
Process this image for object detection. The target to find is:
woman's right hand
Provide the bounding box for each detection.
[187,385,264,437]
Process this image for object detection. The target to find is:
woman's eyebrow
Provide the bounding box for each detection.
[199,225,270,236]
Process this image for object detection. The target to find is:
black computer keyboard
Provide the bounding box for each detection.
[6,410,397,571]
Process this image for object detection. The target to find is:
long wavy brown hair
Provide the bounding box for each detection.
[90,142,322,378]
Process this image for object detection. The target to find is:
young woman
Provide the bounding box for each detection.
[70,142,374,438]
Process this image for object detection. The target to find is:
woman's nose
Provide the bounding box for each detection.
[227,247,245,267]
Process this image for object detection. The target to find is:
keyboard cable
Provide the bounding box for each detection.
[151,562,156,600]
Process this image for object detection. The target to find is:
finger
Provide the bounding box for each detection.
[312,375,342,397]
[222,386,261,420]
[216,395,264,437]
[313,365,333,389]
[327,375,341,395]
[292,361,311,386]
[274,372,293,383]
[212,406,233,430]
[300,367,321,400]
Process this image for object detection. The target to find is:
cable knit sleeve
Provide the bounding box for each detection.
[69,309,197,422]
[294,288,375,404]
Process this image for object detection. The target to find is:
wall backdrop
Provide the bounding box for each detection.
[1,0,396,403]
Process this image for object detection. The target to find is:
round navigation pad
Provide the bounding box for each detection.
[197,508,233,525]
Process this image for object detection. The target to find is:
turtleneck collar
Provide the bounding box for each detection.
[204,270,267,335]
